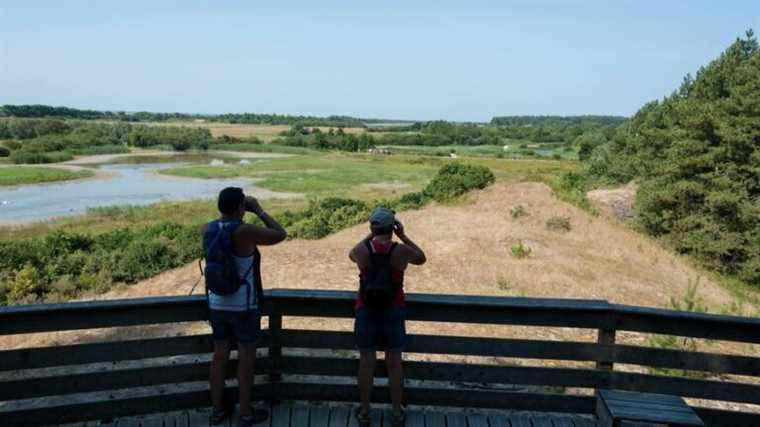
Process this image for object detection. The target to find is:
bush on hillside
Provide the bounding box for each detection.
[0,146,9,157]
[285,198,371,239]
[582,30,760,286]
[0,221,202,304]
[422,162,495,201]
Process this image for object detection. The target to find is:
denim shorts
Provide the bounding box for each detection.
[209,309,262,346]
[354,307,406,352]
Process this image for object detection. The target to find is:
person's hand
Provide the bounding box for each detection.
[393,220,406,238]
[245,196,263,215]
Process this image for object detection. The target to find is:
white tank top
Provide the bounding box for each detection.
[207,222,257,312]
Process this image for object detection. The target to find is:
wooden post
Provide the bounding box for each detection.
[596,328,616,372]
[268,312,283,402]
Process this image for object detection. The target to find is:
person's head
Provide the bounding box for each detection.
[369,207,395,237]
[217,187,246,218]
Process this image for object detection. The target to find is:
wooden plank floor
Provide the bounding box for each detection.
[63,403,597,427]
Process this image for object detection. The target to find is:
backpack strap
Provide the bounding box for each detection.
[252,247,264,303]
[388,242,398,256]
[365,239,396,269]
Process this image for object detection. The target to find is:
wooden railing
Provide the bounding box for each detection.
[1,290,759,426]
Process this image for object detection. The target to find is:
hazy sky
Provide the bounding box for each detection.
[1,1,758,121]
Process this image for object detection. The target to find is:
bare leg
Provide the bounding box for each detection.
[210,341,231,410]
[358,350,377,415]
[385,351,404,415]
[237,344,256,417]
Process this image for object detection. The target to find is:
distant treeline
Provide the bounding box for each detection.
[490,115,627,126]
[369,118,625,147]
[489,116,627,144]
[0,118,212,163]
[271,125,376,152]
[0,104,367,128]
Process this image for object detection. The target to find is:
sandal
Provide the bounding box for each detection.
[391,409,406,427]
[239,408,270,427]
[210,407,230,425]
[354,407,371,427]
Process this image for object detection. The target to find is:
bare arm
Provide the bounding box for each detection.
[394,221,426,265]
[349,233,372,263]
[240,197,287,246]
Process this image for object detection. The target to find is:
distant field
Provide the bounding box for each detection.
[0,166,94,186]
[143,121,366,141]
[0,154,577,240]
[380,143,578,159]
[160,153,439,197]
[160,152,578,196]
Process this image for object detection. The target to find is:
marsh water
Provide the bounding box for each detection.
[0,155,260,223]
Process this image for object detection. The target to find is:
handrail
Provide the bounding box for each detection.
[1,289,759,426]
[1,289,758,342]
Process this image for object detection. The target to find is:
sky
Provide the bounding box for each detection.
[1,1,758,122]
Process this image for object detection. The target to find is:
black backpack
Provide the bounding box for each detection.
[201,220,264,311]
[360,239,399,309]
[203,220,247,296]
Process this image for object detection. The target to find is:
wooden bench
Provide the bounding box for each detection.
[597,390,704,427]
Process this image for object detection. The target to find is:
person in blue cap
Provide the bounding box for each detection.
[349,207,427,427]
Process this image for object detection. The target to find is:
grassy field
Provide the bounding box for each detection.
[210,142,317,155]
[161,153,438,196]
[142,122,366,141]
[0,154,578,240]
[0,166,94,186]
[160,153,578,195]
[380,143,578,159]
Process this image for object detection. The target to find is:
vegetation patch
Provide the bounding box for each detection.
[646,279,710,379]
[546,216,572,232]
[0,162,495,305]
[510,240,532,258]
[0,167,94,186]
[510,205,528,219]
[567,31,760,288]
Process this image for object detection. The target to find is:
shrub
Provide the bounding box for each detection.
[2,140,22,150]
[288,198,371,239]
[392,191,430,211]
[510,205,528,219]
[11,150,73,164]
[423,162,495,201]
[510,240,532,258]
[0,146,9,157]
[112,239,176,283]
[7,264,42,304]
[546,216,572,232]
[69,144,129,155]
[550,172,595,213]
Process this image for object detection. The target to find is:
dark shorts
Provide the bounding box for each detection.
[354,307,406,352]
[209,309,262,346]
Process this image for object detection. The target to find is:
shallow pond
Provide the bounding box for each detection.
[0,159,255,223]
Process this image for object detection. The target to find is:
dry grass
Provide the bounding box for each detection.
[6,182,750,341]
[4,182,759,411]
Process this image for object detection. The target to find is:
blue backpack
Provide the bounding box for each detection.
[203,220,250,296]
